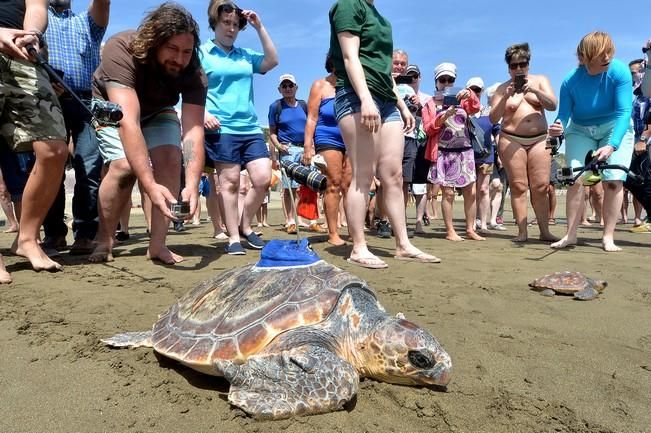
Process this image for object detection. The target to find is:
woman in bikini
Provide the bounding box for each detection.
[490,43,558,243]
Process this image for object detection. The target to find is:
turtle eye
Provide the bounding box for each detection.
[408,350,435,370]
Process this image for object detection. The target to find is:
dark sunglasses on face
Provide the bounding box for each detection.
[438,77,455,84]
[219,3,247,28]
[281,83,295,89]
[509,61,529,70]
[469,86,482,93]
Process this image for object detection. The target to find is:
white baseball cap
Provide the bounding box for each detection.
[278,74,297,85]
[466,77,485,90]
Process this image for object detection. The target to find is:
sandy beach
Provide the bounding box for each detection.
[1,193,650,433]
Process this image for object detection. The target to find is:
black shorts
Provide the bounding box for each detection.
[402,136,418,183]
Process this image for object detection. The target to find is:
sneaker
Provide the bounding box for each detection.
[376,220,392,238]
[173,221,186,232]
[225,242,246,255]
[630,222,651,233]
[242,231,265,249]
[488,223,507,231]
[42,235,67,251]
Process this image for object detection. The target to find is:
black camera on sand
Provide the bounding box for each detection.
[91,100,124,126]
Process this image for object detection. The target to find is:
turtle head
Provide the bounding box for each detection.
[359,316,452,387]
[589,278,608,293]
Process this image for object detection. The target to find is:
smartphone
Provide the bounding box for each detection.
[443,94,460,106]
[395,75,415,85]
[514,74,526,93]
[170,201,190,219]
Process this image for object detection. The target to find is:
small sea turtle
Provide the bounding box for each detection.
[529,271,607,300]
[102,240,452,420]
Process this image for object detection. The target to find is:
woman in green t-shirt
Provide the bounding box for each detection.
[329,0,440,268]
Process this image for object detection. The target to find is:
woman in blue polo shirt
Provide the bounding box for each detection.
[200,1,278,255]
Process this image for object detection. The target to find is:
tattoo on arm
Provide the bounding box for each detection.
[182,139,195,165]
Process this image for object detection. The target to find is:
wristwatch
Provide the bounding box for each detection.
[640,134,649,144]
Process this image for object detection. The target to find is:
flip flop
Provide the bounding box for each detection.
[346,256,388,269]
[393,253,441,263]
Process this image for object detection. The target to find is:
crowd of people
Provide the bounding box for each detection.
[1,0,650,282]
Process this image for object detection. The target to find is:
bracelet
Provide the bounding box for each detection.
[29,29,45,47]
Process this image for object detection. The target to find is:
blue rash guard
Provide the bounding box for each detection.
[556,59,632,150]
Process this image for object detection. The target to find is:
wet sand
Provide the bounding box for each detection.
[1,194,650,433]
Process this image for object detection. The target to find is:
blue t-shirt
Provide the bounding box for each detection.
[199,40,265,135]
[268,100,307,143]
[556,59,632,149]
[474,115,497,164]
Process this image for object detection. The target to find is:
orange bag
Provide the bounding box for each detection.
[297,185,319,220]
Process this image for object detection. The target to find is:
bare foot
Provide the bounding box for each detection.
[3,225,18,233]
[602,238,622,252]
[466,230,486,241]
[550,235,577,249]
[511,234,528,243]
[327,236,346,247]
[12,239,62,272]
[580,220,592,226]
[147,247,184,265]
[89,242,114,263]
[262,222,270,228]
[0,254,12,283]
[539,233,560,243]
[446,232,464,242]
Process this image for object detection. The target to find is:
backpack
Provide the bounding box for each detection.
[273,99,308,126]
[466,115,489,160]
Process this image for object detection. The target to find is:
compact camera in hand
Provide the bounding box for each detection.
[170,201,191,219]
[90,100,124,126]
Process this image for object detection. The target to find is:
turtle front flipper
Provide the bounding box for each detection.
[101,331,153,348]
[215,346,359,420]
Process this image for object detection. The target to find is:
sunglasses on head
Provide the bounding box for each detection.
[509,61,529,70]
[281,82,295,89]
[219,3,247,28]
[437,76,455,84]
[469,86,482,93]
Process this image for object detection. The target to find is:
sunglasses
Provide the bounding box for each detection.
[469,86,482,93]
[219,3,247,28]
[509,61,529,70]
[280,83,295,89]
[437,76,455,84]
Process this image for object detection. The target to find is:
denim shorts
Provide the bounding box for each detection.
[205,132,269,166]
[96,105,181,163]
[565,119,634,182]
[334,87,401,124]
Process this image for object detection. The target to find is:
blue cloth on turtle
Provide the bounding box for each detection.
[256,239,321,268]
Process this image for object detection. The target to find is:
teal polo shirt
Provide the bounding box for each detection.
[199,40,265,135]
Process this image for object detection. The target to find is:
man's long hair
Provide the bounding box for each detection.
[130,2,201,72]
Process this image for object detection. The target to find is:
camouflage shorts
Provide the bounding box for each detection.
[0,53,66,152]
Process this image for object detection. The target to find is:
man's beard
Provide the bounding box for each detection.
[49,0,71,9]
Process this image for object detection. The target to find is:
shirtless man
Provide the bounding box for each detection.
[490,43,558,243]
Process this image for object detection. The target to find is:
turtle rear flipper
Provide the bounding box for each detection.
[101,331,153,348]
[216,346,359,420]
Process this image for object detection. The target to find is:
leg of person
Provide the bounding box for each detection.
[89,158,136,262]
[498,137,529,242]
[337,113,386,268]
[320,149,346,245]
[440,186,460,241]
[525,141,558,242]
[429,183,440,219]
[116,194,132,241]
[590,183,604,224]
[602,181,624,251]
[620,188,629,224]
[13,139,68,271]
[462,183,484,240]
[488,178,505,229]
[548,184,557,224]
[413,189,427,234]
[376,121,438,262]
[632,197,643,226]
[241,158,271,237]
[206,172,226,238]
[70,115,102,254]
[600,126,634,251]
[216,162,243,248]
[475,168,491,232]
[42,180,68,251]
[0,170,18,232]
[147,145,183,264]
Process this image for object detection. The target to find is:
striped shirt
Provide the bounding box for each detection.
[45,7,106,93]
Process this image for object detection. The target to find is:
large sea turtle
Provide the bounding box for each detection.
[102,240,452,420]
[529,271,607,300]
